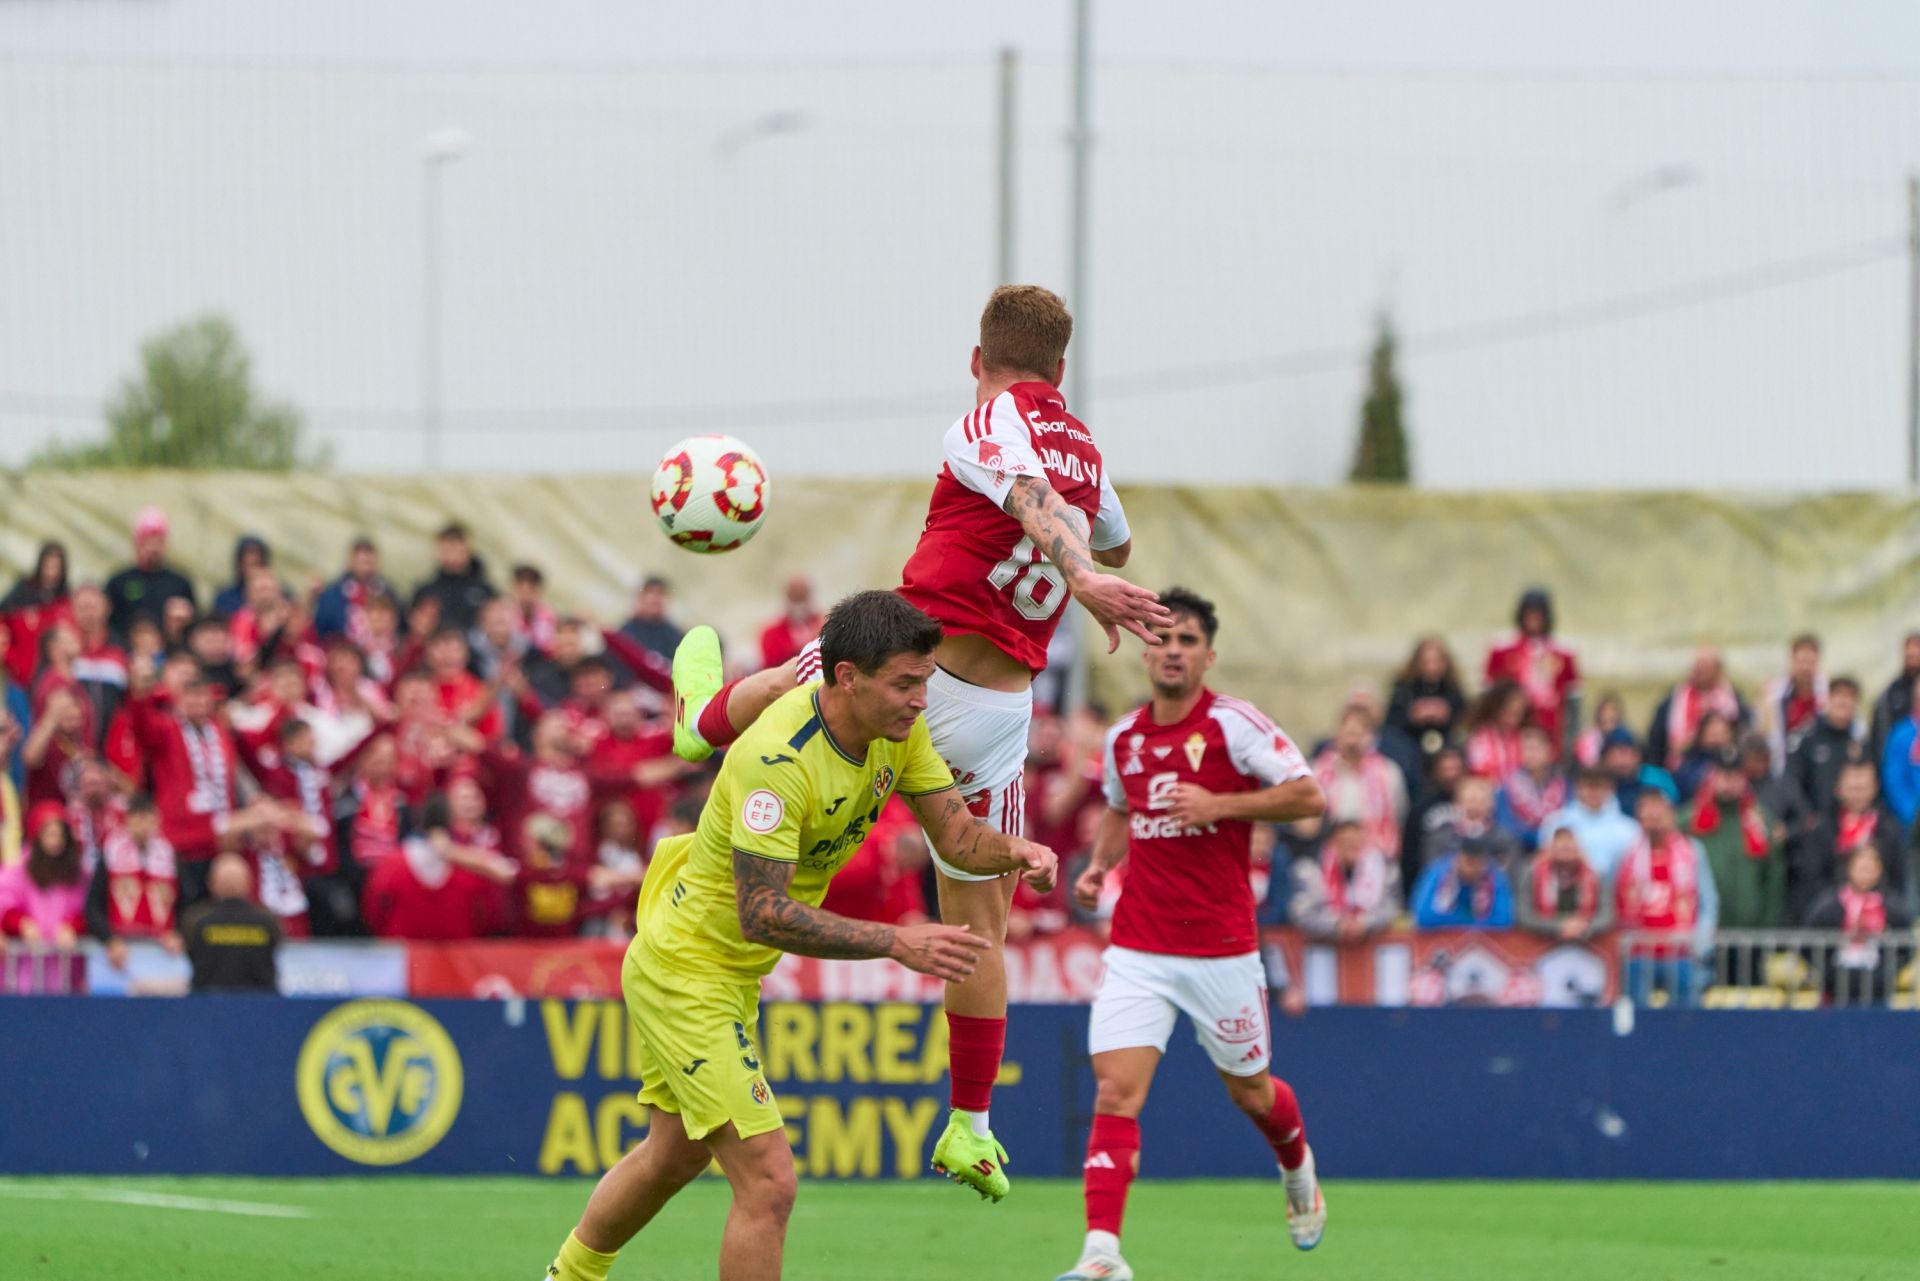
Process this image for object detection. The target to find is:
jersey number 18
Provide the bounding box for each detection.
[987,535,1068,621]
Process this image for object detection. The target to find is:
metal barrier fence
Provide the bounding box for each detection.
[1617,929,1920,1010]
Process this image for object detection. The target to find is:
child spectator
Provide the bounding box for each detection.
[1462,680,1529,783]
[1516,826,1613,942]
[1573,691,1626,768]
[0,803,87,945]
[1386,635,1466,762]
[1288,818,1402,942]
[86,794,182,970]
[1803,844,1916,1004]
[1483,587,1580,754]
[1495,724,1567,853]
[1411,835,1514,929]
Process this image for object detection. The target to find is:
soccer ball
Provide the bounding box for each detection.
[648,434,771,554]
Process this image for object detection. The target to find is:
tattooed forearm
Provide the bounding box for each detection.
[903,787,1022,875]
[1005,476,1097,583]
[733,849,896,959]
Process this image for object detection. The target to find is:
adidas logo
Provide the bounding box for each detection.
[1084,1151,1118,1170]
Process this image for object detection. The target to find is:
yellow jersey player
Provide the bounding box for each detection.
[543,590,1057,1281]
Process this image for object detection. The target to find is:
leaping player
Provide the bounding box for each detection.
[1056,587,1327,1281]
[671,284,1171,1201]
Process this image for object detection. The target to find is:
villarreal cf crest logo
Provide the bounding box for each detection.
[873,765,895,798]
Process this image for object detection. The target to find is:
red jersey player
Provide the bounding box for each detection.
[1057,588,1327,1281]
[671,285,1169,1200]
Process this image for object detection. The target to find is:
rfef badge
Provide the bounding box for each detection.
[295,1000,464,1166]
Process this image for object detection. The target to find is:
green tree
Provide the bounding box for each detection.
[1347,312,1411,484]
[34,314,321,470]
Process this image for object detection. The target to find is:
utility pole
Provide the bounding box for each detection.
[996,47,1018,286]
[1066,0,1093,415]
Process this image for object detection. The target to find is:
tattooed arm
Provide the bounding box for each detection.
[733,848,990,979]
[901,786,1058,890]
[1003,476,1168,651]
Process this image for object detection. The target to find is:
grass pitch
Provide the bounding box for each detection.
[3,1176,1915,1280]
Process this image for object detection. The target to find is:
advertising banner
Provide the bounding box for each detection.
[1265,928,1618,1009]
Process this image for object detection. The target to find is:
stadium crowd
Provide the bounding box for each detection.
[0,510,1915,999]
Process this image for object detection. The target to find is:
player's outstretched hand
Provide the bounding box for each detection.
[1073,864,1107,912]
[890,923,991,983]
[1011,838,1059,894]
[1071,572,1174,653]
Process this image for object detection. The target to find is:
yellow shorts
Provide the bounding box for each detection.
[623,942,783,1143]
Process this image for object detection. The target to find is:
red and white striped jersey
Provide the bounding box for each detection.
[1102,688,1311,957]
[897,382,1128,674]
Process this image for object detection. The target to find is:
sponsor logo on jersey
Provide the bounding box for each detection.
[760,753,795,766]
[1151,745,1170,759]
[825,796,847,816]
[741,789,785,834]
[682,1058,707,1075]
[1184,731,1207,771]
[295,1001,464,1167]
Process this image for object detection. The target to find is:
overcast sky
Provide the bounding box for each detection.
[4,1,1919,487]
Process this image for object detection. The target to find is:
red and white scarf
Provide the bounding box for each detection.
[1320,844,1390,915]
[1467,728,1523,784]
[1503,769,1567,831]
[1837,808,1879,856]
[1666,681,1741,767]
[102,830,178,935]
[1532,853,1599,919]
[1840,884,1887,937]
[1618,832,1700,930]
[1313,748,1401,856]
[1690,789,1770,859]
[179,718,230,816]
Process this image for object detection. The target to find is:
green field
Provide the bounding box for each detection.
[3,1177,1917,1280]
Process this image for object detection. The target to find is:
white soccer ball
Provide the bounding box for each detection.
[648,434,771,554]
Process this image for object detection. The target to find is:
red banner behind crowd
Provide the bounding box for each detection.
[408,926,1614,1007]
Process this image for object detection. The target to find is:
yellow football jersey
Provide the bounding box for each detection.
[636,682,953,980]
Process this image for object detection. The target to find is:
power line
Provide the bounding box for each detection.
[0,235,1904,431]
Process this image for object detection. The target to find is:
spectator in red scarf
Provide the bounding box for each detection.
[508,564,559,657]
[1,541,72,688]
[22,685,93,810]
[1288,818,1402,941]
[1795,761,1910,925]
[64,753,126,876]
[1647,647,1749,772]
[1683,747,1784,929]
[1463,680,1529,784]
[125,664,282,907]
[86,794,183,970]
[1494,724,1568,853]
[1312,704,1408,860]
[229,566,297,680]
[758,575,824,671]
[31,621,95,747]
[1616,783,1718,1001]
[1386,636,1466,764]
[421,627,500,743]
[315,537,394,645]
[1573,691,1626,768]
[1483,587,1580,755]
[309,642,393,763]
[1516,826,1613,941]
[1411,834,1514,928]
[339,731,409,880]
[0,803,87,945]
[104,506,197,642]
[68,585,129,745]
[1804,844,1916,1004]
[1759,634,1826,775]
[355,593,406,687]
[1672,709,1738,800]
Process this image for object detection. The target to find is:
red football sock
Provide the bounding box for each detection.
[1251,1076,1308,1169]
[694,679,742,748]
[945,1013,1006,1113]
[1083,1114,1140,1235]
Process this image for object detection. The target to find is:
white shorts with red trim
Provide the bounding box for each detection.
[1087,945,1271,1076]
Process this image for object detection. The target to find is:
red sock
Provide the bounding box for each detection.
[1083,1114,1140,1235]
[694,679,742,748]
[1251,1076,1308,1169]
[945,1013,1005,1113]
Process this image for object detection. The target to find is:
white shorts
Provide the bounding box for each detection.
[924,665,1032,881]
[794,644,1031,880]
[1088,946,1271,1076]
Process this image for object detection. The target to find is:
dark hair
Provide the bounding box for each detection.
[436,522,470,543]
[512,563,544,586]
[429,626,467,647]
[1396,635,1459,687]
[1463,679,1528,733]
[573,656,612,679]
[127,791,156,815]
[819,591,943,686]
[1159,586,1218,644]
[1575,765,1614,788]
[280,717,312,744]
[417,791,452,835]
[641,575,671,593]
[350,536,377,554]
[1790,632,1820,653]
[1830,675,1861,698]
[1515,587,1554,634]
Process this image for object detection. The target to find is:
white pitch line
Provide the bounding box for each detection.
[0,1185,313,1218]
